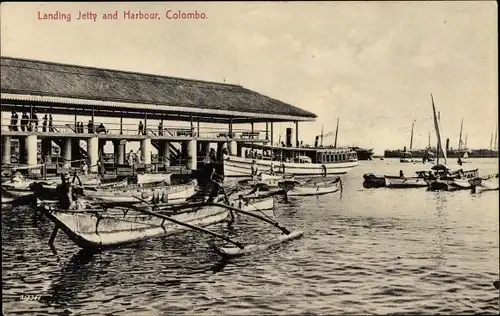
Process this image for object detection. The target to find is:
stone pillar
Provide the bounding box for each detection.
[114,140,126,165]
[98,139,106,156]
[295,121,299,147]
[2,136,11,165]
[87,136,99,173]
[19,138,27,164]
[41,138,52,163]
[270,122,274,145]
[26,134,38,167]
[62,138,72,169]
[229,140,237,156]
[187,139,197,170]
[141,138,151,165]
[216,142,223,161]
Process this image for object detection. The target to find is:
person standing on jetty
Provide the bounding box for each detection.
[31,111,39,132]
[42,114,48,132]
[20,112,28,132]
[48,115,54,132]
[138,121,144,135]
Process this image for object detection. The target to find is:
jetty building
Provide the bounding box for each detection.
[0,57,317,175]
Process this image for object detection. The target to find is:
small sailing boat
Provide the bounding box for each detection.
[457,120,471,164]
[400,121,415,163]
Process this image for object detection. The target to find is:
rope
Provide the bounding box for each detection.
[245,198,276,222]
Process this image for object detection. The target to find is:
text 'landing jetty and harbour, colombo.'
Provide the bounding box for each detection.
[37,9,208,22]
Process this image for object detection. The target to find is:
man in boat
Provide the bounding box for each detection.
[206,168,226,203]
[457,157,463,166]
[399,170,404,178]
[269,162,275,176]
[80,161,89,175]
[251,160,259,181]
[56,172,86,210]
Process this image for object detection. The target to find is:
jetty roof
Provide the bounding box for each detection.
[0,56,317,123]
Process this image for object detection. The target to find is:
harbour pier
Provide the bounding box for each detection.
[0,57,316,176]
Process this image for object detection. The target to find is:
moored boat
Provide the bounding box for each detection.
[469,174,499,193]
[362,173,386,188]
[278,177,343,197]
[224,145,358,177]
[38,201,230,250]
[84,180,198,204]
[384,171,429,188]
[136,172,172,185]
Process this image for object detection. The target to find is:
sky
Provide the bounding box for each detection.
[1,1,498,155]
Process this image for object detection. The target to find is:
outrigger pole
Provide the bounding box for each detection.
[133,196,245,249]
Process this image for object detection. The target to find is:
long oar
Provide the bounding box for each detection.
[133,196,245,249]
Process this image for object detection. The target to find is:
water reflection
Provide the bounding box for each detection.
[41,250,99,308]
[434,192,448,270]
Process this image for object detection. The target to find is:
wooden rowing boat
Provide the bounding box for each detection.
[136,172,172,185]
[384,175,428,188]
[362,173,386,188]
[426,168,479,191]
[84,180,198,204]
[278,177,343,197]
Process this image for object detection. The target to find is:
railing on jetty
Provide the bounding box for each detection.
[0,118,268,140]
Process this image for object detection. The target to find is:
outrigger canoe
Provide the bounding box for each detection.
[38,201,230,250]
[469,174,499,193]
[39,194,303,258]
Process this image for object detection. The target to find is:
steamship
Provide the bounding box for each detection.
[223,127,358,177]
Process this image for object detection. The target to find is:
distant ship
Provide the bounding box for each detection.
[350,146,374,160]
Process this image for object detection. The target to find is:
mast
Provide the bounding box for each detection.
[464,134,468,150]
[490,133,493,149]
[431,94,447,165]
[320,124,324,147]
[428,130,431,149]
[458,118,463,151]
[495,125,498,150]
[334,117,339,148]
[409,120,414,150]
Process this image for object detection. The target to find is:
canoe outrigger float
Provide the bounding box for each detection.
[39,185,303,259]
[469,174,499,193]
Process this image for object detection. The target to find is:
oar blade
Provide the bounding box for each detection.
[212,230,304,259]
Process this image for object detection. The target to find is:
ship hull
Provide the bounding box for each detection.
[223,155,358,177]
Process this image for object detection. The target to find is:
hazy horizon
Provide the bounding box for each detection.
[1,2,497,155]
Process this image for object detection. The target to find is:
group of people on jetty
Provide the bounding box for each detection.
[9,111,51,132]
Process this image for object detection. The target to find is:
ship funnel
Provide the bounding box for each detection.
[314,135,319,147]
[446,138,450,150]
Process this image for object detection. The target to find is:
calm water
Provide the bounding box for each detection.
[2,158,499,315]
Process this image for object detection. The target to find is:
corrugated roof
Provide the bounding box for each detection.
[0,56,317,120]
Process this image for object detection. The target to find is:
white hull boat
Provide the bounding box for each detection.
[223,155,357,177]
[384,176,428,188]
[279,177,343,197]
[84,180,198,204]
[136,172,172,185]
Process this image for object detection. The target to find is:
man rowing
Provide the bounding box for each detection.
[55,172,86,210]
